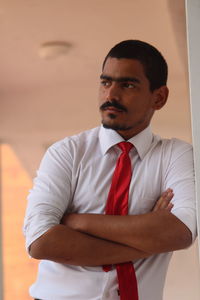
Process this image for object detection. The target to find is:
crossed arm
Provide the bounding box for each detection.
[29,189,192,266]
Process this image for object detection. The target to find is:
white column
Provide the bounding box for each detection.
[185,0,200,257]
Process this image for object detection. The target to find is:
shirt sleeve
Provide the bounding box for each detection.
[23,139,73,251]
[163,139,197,242]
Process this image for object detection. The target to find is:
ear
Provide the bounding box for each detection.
[152,86,169,110]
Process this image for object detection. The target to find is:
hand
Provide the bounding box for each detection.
[153,188,174,212]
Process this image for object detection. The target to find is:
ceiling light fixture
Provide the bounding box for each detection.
[38,41,72,59]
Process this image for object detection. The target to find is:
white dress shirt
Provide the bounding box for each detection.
[24,125,196,300]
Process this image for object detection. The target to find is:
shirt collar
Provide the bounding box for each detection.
[99,125,153,160]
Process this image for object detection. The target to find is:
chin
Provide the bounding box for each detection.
[102,118,117,130]
[101,119,129,131]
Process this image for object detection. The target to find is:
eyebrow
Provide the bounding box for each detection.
[100,74,141,84]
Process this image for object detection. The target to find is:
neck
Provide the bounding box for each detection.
[116,124,149,140]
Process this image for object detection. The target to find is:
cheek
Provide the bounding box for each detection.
[98,89,104,107]
[98,87,106,103]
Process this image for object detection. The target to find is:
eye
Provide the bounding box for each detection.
[122,82,136,89]
[100,80,111,87]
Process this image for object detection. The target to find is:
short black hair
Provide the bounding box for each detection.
[102,40,168,91]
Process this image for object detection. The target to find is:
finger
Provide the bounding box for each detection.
[153,189,174,211]
[165,202,174,212]
[159,189,173,203]
[163,191,174,203]
[160,191,174,209]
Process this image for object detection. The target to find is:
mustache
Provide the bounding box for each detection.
[100,100,127,112]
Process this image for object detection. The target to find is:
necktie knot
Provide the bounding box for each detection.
[118,142,133,154]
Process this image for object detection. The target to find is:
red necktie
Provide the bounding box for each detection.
[103,142,139,300]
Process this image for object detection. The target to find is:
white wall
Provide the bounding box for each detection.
[186,0,200,252]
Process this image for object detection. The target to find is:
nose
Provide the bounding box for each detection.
[106,82,121,102]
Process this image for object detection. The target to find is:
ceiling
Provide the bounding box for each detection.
[0,0,192,177]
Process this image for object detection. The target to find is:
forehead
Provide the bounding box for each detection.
[102,57,147,81]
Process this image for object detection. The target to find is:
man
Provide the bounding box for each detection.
[24,40,196,300]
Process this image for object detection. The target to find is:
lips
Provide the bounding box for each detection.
[104,107,123,113]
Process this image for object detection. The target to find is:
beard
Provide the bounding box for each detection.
[100,101,131,131]
[101,114,133,131]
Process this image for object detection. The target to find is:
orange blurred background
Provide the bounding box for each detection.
[1,144,38,300]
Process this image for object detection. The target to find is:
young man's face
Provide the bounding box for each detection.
[99,57,168,139]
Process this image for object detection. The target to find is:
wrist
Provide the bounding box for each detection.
[64,213,87,232]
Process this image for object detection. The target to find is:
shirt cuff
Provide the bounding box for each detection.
[171,207,197,242]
